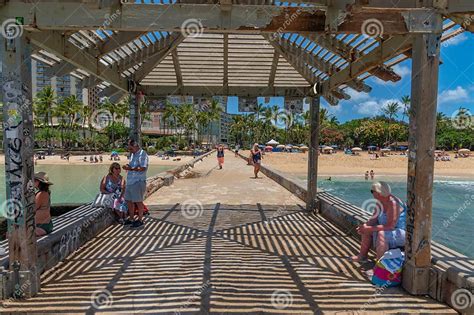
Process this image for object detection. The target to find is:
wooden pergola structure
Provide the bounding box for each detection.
[1,0,473,300]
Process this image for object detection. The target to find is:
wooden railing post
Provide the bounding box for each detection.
[403,31,441,295]
[307,95,320,213]
[1,34,39,297]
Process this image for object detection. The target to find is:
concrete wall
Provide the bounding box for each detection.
[235,151,473,314]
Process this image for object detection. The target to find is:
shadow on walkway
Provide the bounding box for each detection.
[2,204,455,314]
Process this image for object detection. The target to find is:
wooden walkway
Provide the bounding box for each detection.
[2,155,456,314]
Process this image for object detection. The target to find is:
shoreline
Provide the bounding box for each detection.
[241,150,474,179]
[0,153,194,166]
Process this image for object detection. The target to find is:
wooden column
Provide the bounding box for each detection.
[128,81,142,146]
[1,35,39,297]
[403,32,441,295]
[306,96,320,213]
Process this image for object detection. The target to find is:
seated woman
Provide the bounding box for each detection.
[35,172,54,236]
[351,181,406,262]
[100,162,127,223]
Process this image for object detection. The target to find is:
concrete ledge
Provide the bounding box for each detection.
[234,150,473,310]
[0,205,114,299]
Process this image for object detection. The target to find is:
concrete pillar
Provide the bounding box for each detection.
[1,35,39,298]
[403,32,441,295]
[306,96,320,213]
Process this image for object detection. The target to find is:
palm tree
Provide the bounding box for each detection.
[163,101,179,136]
[34,86,56,128]
[34,87,57,145]
[79,102,93,140]
[400,95,410,122]
[281,111,294,143]
[254,103,265,121]
[271,105,281,126]
[382,101,401,145]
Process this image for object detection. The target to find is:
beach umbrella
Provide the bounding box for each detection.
[381,148,391,152]
[434,150,443,154]
[266,139,279,146]
[458,149,470,153]
[322,146,333,151]
[351,147,362,151]
[367,145,377,149]
[265,145,273,150]
[276,144,285,149]
[300,145,309,152]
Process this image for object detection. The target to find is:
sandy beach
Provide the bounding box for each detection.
[242,150,474,178]
[0,153,194,166]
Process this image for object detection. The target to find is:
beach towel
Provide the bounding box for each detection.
[371,248,404,287]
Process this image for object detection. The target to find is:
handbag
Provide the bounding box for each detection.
[92,193,115,208]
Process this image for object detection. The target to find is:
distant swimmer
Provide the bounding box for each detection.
[365,171,369,180]
[370,170,375,180]
[327,177,332,181]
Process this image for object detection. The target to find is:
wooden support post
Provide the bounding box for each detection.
[128,80,141,146]
[403,32,441,295]
[307,96,320,213]
[1,35,39,297]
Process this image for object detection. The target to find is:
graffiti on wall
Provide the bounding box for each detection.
[2,76,35,230]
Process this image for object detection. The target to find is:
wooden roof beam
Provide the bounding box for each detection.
[171,49,183,88]
[268,50,279,88]
[134,34,186,83]
[27,31,128,92]
[322,35,413,95]
[308,34,404,83]
[1,3,450,34]
[275,35,372,93]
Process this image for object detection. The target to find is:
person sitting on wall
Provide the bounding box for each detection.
[34,172,54,236]
[350,181,407,262]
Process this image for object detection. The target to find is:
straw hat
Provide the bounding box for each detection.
[34,172,54,185]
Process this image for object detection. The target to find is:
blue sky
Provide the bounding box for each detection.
[227,32,474,123]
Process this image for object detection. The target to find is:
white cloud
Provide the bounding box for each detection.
[438,86,469,104]
[346,89,371,102]
[441,33,468,48]
[354,98,400,116]
[356,100,381,116]
[393,64,411,77]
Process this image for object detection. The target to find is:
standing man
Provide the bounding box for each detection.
[123,139,149,228]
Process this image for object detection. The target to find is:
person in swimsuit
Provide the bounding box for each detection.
[100,162,127,223]
[34,172,54,236]
[251,143,263,178]
[351,181,407,261]
[217,145,225,169]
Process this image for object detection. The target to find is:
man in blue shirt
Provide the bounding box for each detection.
[123,139,149,228]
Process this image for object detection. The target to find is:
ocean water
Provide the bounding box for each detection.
[301,175,474,257]
[0,164,173,205]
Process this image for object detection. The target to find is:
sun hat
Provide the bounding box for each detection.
[371,181,391,197]
[34,172,54,185]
